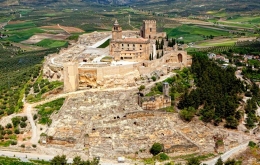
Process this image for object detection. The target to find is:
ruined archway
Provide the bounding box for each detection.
[178,53,183,63]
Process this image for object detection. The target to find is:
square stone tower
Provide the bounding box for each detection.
[63,62,79,93]
[112,20,122,40]
[140,20,157,39]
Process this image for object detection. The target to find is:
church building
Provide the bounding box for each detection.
[109,20,151,62]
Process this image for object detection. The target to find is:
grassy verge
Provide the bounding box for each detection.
[97,39,110,48]
[35,98,65,126]
[36,39,68,48]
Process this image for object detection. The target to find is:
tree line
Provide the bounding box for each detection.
[178,53,245,128]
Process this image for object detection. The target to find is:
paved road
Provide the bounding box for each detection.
[202,141,249,165]
[0,150,74,163]
[0,150,131,164]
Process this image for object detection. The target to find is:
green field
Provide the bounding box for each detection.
[5,22,36,30]
[165,24,229,43]
[5,28,44,42]
[227,16,260,23]
[198,39,237,47]
[218,21,255,28]
[36,39,68,48]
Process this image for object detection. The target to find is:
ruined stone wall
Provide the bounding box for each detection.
[142,95,171,110]
[46,91,250,159]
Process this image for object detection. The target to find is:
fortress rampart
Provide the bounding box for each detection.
[63,50,192,91]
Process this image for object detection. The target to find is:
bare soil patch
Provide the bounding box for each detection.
[21,33,69,44]
[12,43,45,51]
[8,20,26,24]
[41,25,84,33]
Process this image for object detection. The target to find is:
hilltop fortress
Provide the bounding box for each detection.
[43,20,192,92]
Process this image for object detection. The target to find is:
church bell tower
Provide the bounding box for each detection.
[112,20,122,40]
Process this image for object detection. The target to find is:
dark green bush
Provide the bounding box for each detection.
[14,128,20,134]
[20,122,27,128]
[248,141,257,148]
[5,123,12,129]
[150,143,164,156]
[158,153,169,161]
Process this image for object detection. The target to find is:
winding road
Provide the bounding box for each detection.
[202,141,249,165]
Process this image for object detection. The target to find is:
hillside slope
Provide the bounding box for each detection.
[0,0,259,7]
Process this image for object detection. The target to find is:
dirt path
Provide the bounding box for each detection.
[57,24,70,35]
[25,104,38,144]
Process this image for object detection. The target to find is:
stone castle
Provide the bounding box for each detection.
[110,20,166,62]
[40,20,252,160]
[43,19,192,92]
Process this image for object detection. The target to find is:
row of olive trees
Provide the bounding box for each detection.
[50,155,99,165]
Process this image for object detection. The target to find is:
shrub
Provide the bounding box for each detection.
[32,144,37,148]
[20,122,27,128]
[180,107,196,122]
[186,157,201,165]
[150,143,164,156]
[11,117,21,127]
[0,110,4,115]
[21,116,28,122]
[7,130,12,135]
[5,123,12,129]
[151,76,157,81]
[215,157,223,165]
[225,116,238,129]
[7,109,14,115]
[138,85,145,92]
[21,144,25,148]
[33,114,38,120]
[14,128,20,134]
[158,153,169,161]
[248,141,257,148]
[11,141,17,145]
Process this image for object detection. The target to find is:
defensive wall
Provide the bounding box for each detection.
[64,50,192,92]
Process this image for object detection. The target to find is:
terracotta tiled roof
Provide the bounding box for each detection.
[111,37,149,44]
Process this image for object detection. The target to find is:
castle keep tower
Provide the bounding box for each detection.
[112,20,122,40]
[63,62,79,93]
[140,20,157,39]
